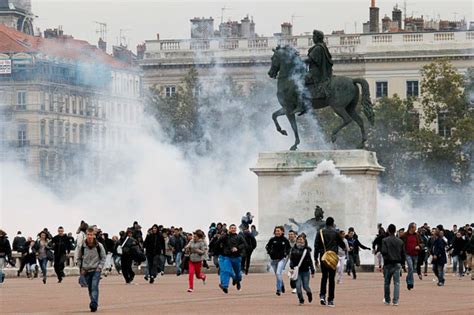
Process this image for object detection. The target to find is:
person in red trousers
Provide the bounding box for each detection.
[185,230,208,292]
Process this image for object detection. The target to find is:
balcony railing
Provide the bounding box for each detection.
[142,30,473,62]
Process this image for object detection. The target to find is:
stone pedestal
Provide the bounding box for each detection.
[250,150,384,266]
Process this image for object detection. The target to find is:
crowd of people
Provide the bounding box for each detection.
[0,213,473,312]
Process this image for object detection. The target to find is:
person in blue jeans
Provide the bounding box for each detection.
[266,226,291,295]
[216,224,247,293]
[400,222,422,290]
[35,231,51,284]
[381,224,406,306]
[431,229,447,287]
[289,235,315,305]
[77,227,106,312]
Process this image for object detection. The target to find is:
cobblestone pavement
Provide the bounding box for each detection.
[1,272,472,314]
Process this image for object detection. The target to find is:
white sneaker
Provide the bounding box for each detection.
[383,299,390,305]
[292,289,297,294]
[393,302,399,306]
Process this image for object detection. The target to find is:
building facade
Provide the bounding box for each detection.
[0,24,142,188]
[140,30,473,99]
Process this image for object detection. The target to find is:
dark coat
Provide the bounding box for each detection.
[0,236,12,258]
[265,236,291,260]
[381,235,406,265]
[314,227,346,261]
[240,231,257,255]
[144,233,166,257]
[51,234,72,256]
[216,232,247,257]
[12,235,26,252]
[289,246,315,274]
[431,238,447,265]
[449,237,467,259]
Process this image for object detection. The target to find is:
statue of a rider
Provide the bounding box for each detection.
[293,30,334,115]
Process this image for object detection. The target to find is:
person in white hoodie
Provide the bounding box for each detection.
[75,221,88,287]
[337,230,349,284]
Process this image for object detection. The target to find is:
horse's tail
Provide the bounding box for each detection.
[353,78,375,126]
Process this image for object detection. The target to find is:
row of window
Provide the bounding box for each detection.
[375,80,419,98]
[164,86,201,98]
[13,91,141,123]
[112,74,140,97]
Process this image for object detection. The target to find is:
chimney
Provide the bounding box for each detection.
[98,38,107,52]
[369,0,380,33]
[156,33,160,40]
[281,22,293,36]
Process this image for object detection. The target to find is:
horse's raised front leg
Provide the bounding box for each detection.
[286,113,300,151]
[272,108,288,136]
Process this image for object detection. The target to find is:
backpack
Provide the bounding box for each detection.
[80,243,103,262]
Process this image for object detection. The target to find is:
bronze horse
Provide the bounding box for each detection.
[268,45,374,150]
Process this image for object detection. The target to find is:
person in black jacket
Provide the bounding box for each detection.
[381,224,405,306]
[51,226,72,283]
[448,231,467,278]
[346,228,371,280]
[0,229,13,284]
[463,227,473,280]
[169,229,186,276]
[239,225,257,275]
[144,224,165,283]
[314,217,346,307]
[289,235,315,305]
[13,231,27,277]
[265,226,291,296]
[120,228,137,284]
[216,224,247,293]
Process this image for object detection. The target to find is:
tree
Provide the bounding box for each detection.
[147,67,201,143]
[415,61,474,187]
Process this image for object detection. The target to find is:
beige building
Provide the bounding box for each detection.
[0,24,142,187]
[140,30,473,101]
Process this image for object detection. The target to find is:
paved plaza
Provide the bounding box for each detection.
[1,272,472,314]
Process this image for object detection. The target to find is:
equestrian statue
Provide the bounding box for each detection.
[268,30,374,151]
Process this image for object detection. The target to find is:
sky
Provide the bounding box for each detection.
[30,0,473,53]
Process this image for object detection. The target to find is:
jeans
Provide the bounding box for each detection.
[0,257,5,283]
[348,253,357,278]
[452,256,464,276]
[147,254,161,278]
[383,263,401,304]
[174,252,183,275]
[320,260,336,302]
[160,254,173,273]
[113,255,121,273]
[54,254,66,280]
[84,271,101,309]
[433,263,445,284]
[405,255,418,286]
[39,257,48,279]
[188,260,205,289]
[467,253,473,280]
[270,258,287,292]
[296,270,311,300]
[219,256,242,288]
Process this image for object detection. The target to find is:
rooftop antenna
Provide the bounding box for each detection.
[94,21,107,41]
[119,28,130,47]
[291,13,303,25]
[220,6,232,24]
